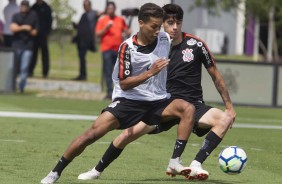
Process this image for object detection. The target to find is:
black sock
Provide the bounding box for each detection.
[195,131,222,163]
[95,142,123,172]
[52,156,71,176]
[171,139,187,159]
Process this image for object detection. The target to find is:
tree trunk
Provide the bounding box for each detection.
[253,16,260,61]
[267,5,275,62]
[273,21,279,63]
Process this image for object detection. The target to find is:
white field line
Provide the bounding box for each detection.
[0,111,97,121]
[0,139,26,143]
[0,111,282,130]
[233,123,282,129]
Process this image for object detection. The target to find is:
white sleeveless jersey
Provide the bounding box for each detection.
[112,32,171,101]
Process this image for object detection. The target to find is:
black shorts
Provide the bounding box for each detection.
[103,97,173,129]
[192,101,213,137]
[149,100,212,137]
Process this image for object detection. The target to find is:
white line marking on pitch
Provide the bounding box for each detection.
[0,111,282,130]
[250,148,262,151]
[0,111,97,120]
[233,123,282,129]
[0,139,26,143]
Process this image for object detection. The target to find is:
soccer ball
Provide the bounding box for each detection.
[218,146,247,174]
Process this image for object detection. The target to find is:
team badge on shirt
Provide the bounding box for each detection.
[187,38,197,46]
[182,48,194,62]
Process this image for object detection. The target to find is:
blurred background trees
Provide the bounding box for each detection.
[192,0,282,62]
[50,0,76,67]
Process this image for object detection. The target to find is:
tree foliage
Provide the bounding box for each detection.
[50,0,76,32]
[192,0,282,61]
[192,0,240,15]
[49,0,76,67]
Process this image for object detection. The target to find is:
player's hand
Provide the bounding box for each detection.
[148,58,169,76]
[225,108,236,129]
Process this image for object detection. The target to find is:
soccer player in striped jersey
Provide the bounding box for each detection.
[40,3,195,184]
[77,3,236,182]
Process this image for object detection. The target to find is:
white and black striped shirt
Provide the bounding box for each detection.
[112,32,171,101]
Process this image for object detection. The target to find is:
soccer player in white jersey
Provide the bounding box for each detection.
[77,3,236,182]
[40,3,195,184]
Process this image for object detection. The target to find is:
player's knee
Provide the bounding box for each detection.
[182,102,195,117]
[120,130,133,140]
[113,130,134,148]
[219,113,233,130]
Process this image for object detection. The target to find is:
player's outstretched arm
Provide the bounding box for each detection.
[207,65,236,128]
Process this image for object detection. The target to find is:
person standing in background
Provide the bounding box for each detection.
[73,0,101,81]
[29,0,52,78]
[10,0,39,93]
[3,0,20,47]
[96,1,131,100]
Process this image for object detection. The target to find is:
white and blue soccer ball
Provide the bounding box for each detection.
[218,146,247,174]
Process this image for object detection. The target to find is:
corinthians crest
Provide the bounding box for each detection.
[182,48,194,62]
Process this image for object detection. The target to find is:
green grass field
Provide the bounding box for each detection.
[0,94,282,184]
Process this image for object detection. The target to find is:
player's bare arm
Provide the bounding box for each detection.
[207,65,236,127]
[120,58,169,90]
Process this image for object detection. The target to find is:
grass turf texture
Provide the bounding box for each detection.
[0,95,282,184]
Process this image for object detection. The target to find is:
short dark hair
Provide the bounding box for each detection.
[21,0,30,7]
[84,0,91,6]
[138,3,164,23]
[162,4,183,21]
[106,1,116,10]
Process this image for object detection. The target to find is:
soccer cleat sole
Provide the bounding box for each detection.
[166,168,191,177]
[186,173,209,181]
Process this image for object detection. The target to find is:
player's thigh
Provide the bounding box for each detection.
[91,111,120,137]
[198,108,225,129]
[161,99,193,120]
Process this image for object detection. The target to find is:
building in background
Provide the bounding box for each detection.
[173,0,245,55]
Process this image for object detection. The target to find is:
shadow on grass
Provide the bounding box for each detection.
[76,178,242,184]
